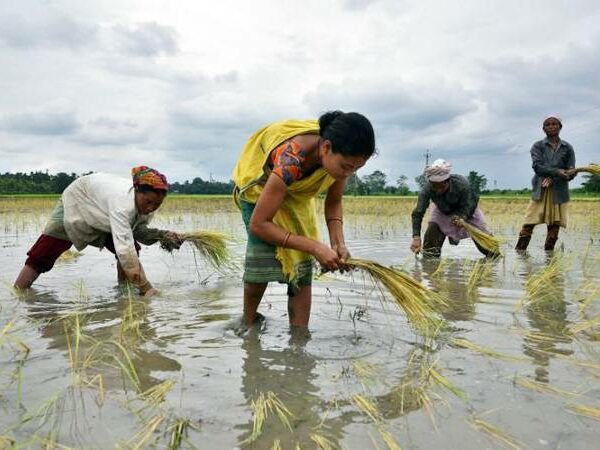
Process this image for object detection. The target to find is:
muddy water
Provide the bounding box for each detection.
[1,197,599,449]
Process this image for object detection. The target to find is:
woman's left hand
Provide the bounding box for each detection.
[332,244,351,272]
[163,231,185,250]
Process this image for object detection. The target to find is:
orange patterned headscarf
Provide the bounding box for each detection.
[131,166,169,191]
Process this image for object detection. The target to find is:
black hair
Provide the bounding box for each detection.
[318,110,376,158]
[135,184,168,195]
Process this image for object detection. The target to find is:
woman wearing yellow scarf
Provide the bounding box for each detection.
[233,111,376,328]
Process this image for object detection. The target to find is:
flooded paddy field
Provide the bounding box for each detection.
[1,196,599,449]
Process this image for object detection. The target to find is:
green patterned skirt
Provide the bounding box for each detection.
[240,200,312,287]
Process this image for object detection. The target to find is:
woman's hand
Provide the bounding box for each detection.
[451,216,465,227]
[163,231,184,250]
[332,243,351,272]
[410,237,422,253]
[557,169,569,179]
[313,242,342,272]
[541,177,553,188]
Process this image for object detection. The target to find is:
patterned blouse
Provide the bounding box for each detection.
[269,140,315,186]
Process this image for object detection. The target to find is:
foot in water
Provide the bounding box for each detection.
[233,312,266,337]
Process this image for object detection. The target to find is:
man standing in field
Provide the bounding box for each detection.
[410,159,494,257]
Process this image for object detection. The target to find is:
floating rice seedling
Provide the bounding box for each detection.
[310,432,337,450]
[469,416,524,450]
[167,416,198,450]
[567,403,600,421]
[513,376,579,398]
[346,258,445,333]
[466,259,494,294]
[160,230,233,270]
[244,391,295,444]
[570,313,600,336]
[139,379,176,408]
[125,414,165,449]
[461,221,502,257]
[376,426,401,450]
[450,338,524,362]
[352,393,381,423]
[427,365,467,400]
[577,163,600,176]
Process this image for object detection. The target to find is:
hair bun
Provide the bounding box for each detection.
[318,110,344,136]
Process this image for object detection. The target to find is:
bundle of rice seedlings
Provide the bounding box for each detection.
[160,230,232,270]
[346,258,445,333]
[125,415,165,449]
[577,163,600,176]
[461,221,502,257]
[167,416,198,450]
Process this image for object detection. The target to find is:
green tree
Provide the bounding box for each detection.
[415,173,427,190]
[396,175,410,195]
[362,170,387,194]
[467,170,487,194]
[580,172,600,193]
[344,173,365,195]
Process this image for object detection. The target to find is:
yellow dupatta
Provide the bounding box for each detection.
[232,119,336,285]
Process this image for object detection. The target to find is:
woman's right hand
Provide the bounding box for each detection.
[410,237,422,254]
[541,177,553,188]
[313,242,342,272]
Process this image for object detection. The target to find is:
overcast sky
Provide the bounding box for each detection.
[1,0,599,189]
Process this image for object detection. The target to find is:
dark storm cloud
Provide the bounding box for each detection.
[304,80,476,131]
[112,22,179,57]
[478,44,600,121]
[0,108,80,136]
[0,5,96,49]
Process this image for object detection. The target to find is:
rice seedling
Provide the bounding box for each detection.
[244,391,295,444]
[567,403,600,421]
[345,258,445,333]
[469,415,524,450]
[577,163,600,176]
[270,439,282,450]
[519,254,566,311]
[461,221,502,257]
[513,376,579,398]
[124,414,165,449]
[450,338,524,362]
[310,432,337,450]
[376,426,401,450]
[160,230,233,270]
[466,259,494,294]
[427,365,467,400]
[167,416,199,450]
[351,360,383,389]
[139,379,176,408]
[569,313,600,336]
[352,393,382,423]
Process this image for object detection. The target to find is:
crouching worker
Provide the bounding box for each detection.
[410,159,494,257]
[14,166,183,296]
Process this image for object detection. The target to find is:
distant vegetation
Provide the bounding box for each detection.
[0,169,598,196]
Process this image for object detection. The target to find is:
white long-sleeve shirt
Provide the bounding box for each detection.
[61,173,154,277]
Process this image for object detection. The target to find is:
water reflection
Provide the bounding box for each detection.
[519,255,573,383]
[238,329,346,448]
[19,289,182,392]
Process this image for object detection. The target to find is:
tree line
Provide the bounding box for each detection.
[0,169,598,195]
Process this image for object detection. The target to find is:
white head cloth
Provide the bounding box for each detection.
[425,159,452,182]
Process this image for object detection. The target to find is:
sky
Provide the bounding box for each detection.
[1,0,599,189]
